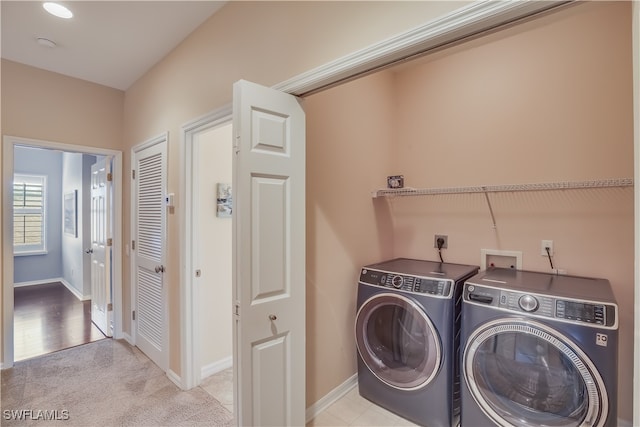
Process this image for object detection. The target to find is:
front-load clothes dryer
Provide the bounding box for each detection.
[460,268,618,427]
[356,258,479,427]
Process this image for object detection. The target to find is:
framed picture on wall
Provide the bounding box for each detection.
[63,190,78,237]
[216,183,232,218]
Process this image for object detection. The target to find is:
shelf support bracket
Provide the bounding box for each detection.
[482,187,497,229]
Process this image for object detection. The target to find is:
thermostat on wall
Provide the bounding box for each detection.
[165,193,175,208]
[387,175,404,189]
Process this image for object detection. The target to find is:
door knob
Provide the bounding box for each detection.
[155,265,165,273]
[268,314,277,321]
[85,248,93,254]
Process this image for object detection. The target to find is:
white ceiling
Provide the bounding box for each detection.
[1,1,226,91]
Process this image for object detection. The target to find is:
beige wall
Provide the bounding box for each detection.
[1,60,124,149]
[197,124,233,372]
[0,59,124,362]
[1,0,636,421]
[304,70,397,403]
[121,0,466,385]
[305,1,634,421]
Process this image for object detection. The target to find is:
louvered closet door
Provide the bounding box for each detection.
[132,135,168,371]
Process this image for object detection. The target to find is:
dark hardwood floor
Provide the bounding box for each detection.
[14,282,106,361]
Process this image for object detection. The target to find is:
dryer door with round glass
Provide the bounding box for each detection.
[355,293,441,391]
[463,318,608,427]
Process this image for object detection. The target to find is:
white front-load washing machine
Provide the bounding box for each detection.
[356,258,479,427]
[460,268,618,427]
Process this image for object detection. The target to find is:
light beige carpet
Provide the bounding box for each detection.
[1,339,234,426]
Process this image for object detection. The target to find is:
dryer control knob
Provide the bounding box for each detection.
[519,294,539,312]
[392,275,403,288]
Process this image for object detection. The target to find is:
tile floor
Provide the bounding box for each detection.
[306,386,418,427]
[200,367,234,414]
[199,368,419,427]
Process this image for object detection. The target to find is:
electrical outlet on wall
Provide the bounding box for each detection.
[541,240,554,256]
[434,235,448,249]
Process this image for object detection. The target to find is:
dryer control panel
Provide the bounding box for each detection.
[360,268,452,298]
[463,283,617,328]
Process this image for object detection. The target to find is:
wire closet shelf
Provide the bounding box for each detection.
[371,178,634,228]
[371,178,634,198]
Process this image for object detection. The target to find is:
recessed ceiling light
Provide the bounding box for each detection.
[43,2,73,19]
[37,37,57,48]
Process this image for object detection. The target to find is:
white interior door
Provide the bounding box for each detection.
[132,135,168,371]
[90,157,112,336]
[232,80,306,426]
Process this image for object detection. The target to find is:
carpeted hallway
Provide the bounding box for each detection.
[1,339,234,426]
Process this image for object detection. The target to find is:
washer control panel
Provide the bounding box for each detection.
[464,283,616,328]
[360,268,452,297]
[555,300,605,325]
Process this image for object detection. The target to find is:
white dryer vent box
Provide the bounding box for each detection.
[481,249,522,270]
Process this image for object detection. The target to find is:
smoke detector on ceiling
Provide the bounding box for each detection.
[37,37,57,49]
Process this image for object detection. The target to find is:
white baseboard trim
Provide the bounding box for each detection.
[14,277,61,287]
[167,369,183,389]
[305,373,358,423]
[617,418,632,427]
[121,332,134,346]
[201,356,233,380]
[59,278,89,301]
[14,277,90,301]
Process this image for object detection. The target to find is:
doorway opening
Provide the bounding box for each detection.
[181,108,233,402]
[192,122,233,411]
[2,136,123,368]
[12,145,107,361]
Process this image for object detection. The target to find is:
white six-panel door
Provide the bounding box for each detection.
[132,134,168,371]
[90,157,113,336]
[232,80,306,426]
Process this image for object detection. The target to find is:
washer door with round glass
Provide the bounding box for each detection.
[355,292,441,390]
[463,318,608,427]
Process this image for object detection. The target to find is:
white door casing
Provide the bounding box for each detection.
[131,134,168,371]
[232,80,306,426]
[90,157,113,336]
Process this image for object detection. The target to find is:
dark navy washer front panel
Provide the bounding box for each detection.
[356,258,479,427]
[460,268,618,427]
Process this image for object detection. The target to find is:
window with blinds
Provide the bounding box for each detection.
[13,174,47,255]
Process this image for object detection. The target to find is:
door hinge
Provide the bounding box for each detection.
[132,310,136,321]
[106,238,113,247]
[195,269,201,278]
[131,240,136,250]
[107,303,113,311]
[234,303,240,317]
[234,135,240,154]
[107,172,113,182]
[132,170,135,179]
